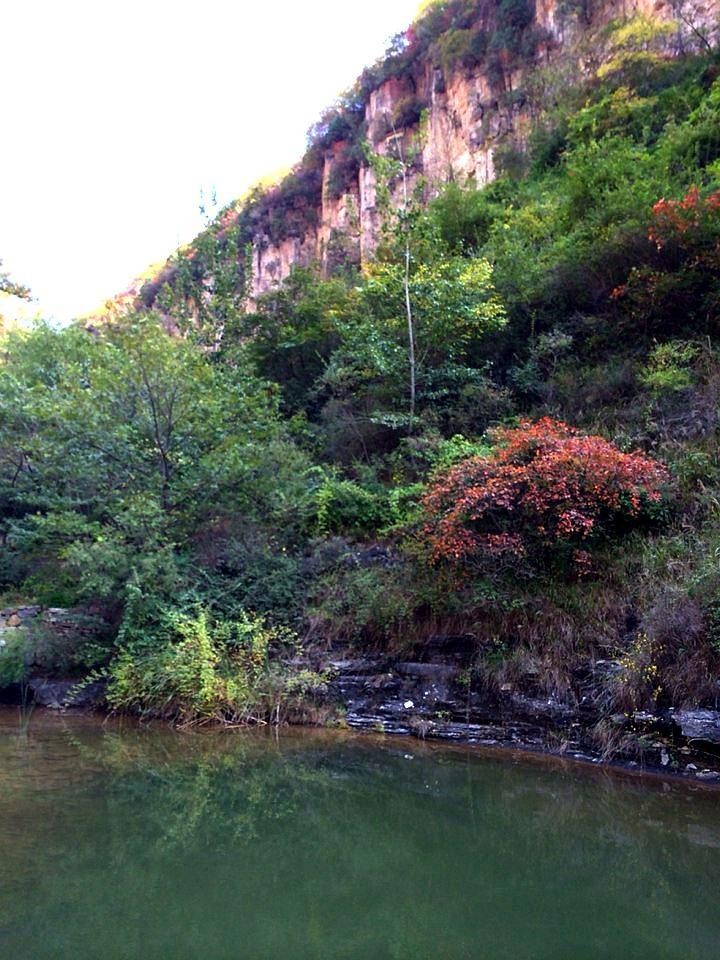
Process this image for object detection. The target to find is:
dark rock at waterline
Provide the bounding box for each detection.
[14,639,720,780]
[672,709,720,745]
[316,654,720,778]
[328,657,583,731]
[500,690,577,726]
[325,657,496,726]
[345,710,563,749]
[326,658,388,676]
[28,677,107,710]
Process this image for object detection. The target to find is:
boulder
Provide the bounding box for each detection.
[672,710,720,744]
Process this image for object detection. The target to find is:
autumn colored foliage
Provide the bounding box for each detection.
[611,187,720,331]
[648,187,720,251]
[421,418,669,570]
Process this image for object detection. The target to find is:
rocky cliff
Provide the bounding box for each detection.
[245,0,716,300]
[134,0,717,311]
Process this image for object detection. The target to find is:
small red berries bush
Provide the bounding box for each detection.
[421,418,669,571]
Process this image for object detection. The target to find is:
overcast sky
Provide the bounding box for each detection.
[1,0,421,322]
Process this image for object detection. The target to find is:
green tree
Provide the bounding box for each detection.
[155,201,250,351]
[0,316,312,607]
[236,267,358,415]
[326,141,506,433]
[0,259,31,328]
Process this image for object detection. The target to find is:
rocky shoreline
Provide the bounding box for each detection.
[317,652,720,784]
[5,652,719,786]
[3,603,719,783]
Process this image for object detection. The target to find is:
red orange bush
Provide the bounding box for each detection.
[648,187,720,251]
[421,418,669,571]
[611,187,720,332]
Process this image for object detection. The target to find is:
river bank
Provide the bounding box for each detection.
[6,648,720,787]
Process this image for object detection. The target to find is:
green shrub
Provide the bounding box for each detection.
[429,180,514,254]
[0,630,32,687]
[107,607,323,724]
[30,615,114,677]
[639,340,700,394]
[433,27,488,75]
[528,122,568,172]
[493,141,529,181]
[314,475,390,537]
[429,433,494,472]
[391,96,427,131]
[508,329,574,400]
[203,534,304,625]
[326,144,362,199]
[308,562,417,644]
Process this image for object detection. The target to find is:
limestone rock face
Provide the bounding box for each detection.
[247,0,713,300]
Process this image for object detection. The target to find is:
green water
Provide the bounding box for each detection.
[1,709,719,960]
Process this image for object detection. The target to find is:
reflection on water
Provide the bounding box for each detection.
[0,707,719,960]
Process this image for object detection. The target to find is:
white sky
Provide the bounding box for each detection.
[1,0,421,322]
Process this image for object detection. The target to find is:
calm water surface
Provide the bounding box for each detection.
[0,707,719,960]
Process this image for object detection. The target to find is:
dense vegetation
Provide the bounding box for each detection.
[2,3,720,730]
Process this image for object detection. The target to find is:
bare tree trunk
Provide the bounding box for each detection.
[403,229,416,426]
[391,122,417,429]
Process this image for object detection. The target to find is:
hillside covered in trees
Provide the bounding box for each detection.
[1,0,720,759]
